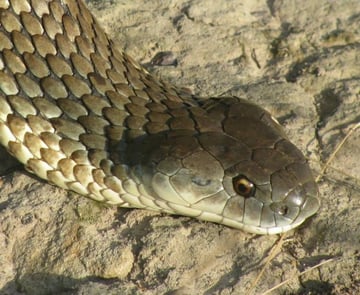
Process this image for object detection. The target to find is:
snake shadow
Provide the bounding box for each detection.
[0,273,129,295]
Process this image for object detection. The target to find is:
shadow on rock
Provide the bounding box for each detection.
[0,273,119,295]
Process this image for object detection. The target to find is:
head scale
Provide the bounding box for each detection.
[130,98,319,234]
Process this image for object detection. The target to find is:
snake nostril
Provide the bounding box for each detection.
[232,175,256,198]
[277,205,288,216]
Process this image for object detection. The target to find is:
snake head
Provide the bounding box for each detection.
[130,98,319,234]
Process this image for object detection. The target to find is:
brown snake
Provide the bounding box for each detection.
[0,0,320,234]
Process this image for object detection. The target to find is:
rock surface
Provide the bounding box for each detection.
[1,0,360,294]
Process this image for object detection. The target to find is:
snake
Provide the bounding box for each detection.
[0,0,320,235]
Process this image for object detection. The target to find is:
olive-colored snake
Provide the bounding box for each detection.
[0,0,319,234]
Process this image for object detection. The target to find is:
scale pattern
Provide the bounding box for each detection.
[0,0,319,234]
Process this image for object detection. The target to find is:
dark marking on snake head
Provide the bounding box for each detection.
[192,176,211,187]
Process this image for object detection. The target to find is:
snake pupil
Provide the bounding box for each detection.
[232,175,255,198]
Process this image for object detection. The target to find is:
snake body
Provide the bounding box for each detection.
[0,0,319,234]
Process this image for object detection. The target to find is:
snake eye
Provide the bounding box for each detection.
[232,175,255,198]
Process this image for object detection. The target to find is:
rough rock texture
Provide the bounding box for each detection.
[1,0,360,294]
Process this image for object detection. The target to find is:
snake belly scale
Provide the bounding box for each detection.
[0,0,319,234]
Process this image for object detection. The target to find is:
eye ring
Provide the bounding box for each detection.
[232,175,256,198]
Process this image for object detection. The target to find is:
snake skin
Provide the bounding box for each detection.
[0,0,319,234]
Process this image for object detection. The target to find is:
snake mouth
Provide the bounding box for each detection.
[293,193,320,222]
[219,193,320,235]
[219,165,320,234]
[263,174,320,234]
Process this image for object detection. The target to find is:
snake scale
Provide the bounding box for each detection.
[0,0,320,234]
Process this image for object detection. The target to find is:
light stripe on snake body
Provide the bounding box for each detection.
[0,0,319,234]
